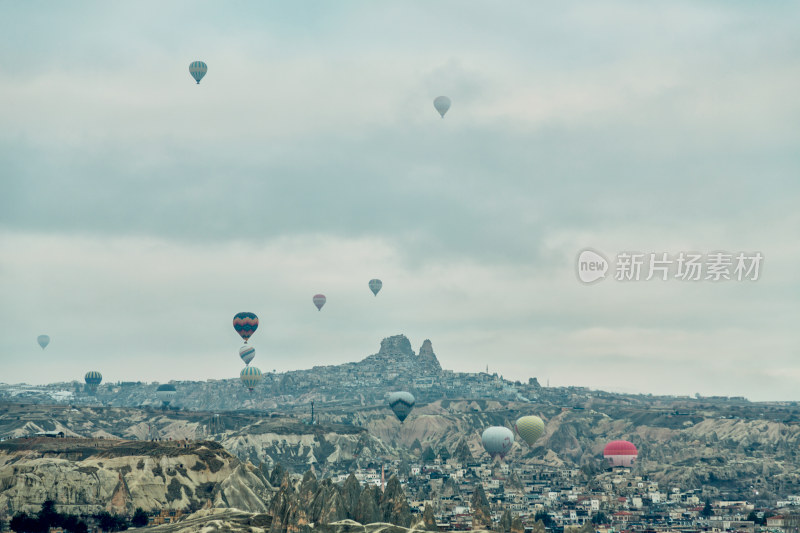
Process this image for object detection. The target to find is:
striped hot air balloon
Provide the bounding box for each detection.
[84,371,102,394]
[313,294,326,311]
[388,391,415,423]
[189,61,207,84]
[239,345,255,365]
[240,366,262,392]
[603,440,638,468]
[233,312,259,342]
[156,384,177,408]
[515,415,545,446]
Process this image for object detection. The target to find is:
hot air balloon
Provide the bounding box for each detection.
[433,96,451,118]
[388,391,415,423]
[313,294,326,311]
[603,440,638,468]
[233,312,259,343]
[37,335,50,349]
[239,345,255,365]
[156,384,177,408]
[368,279,382,296]
[84,371,102,394]
[189,61,207,84]
[515,415,545,446]
[240,366,262,392]
[481,426,514,459]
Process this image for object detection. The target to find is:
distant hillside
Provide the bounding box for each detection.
[2,334,800,503]
[3,393,800,503]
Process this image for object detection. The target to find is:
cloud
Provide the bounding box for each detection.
[0,2,798,400]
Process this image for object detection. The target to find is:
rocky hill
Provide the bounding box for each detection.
[0,437,273,518]
[0,335,447,413]
[4,395,800,503]
[3,333,800,503]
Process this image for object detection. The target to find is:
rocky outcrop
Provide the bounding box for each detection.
[418,340,442,372]
[422,503,437,531]
[358,335,441,377]
[220,420,389,473]
[380,476,411,527]
[268,472,411,533]
[453,438,474,463]
[471,484,492,530]
[0,438,273,518]
[379,336,415,358]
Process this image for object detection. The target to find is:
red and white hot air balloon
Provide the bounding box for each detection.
[603,440,638,468]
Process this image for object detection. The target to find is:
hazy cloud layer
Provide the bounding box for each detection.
[1,1,797,400]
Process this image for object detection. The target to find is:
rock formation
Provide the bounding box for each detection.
[471,483,492,530]
[0,438,273,518]
[418,340,442,372]
[268,471,412,533]
[422,503,437,531]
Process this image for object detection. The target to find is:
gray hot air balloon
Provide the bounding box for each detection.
[481,426,514,459]
[37,335,50,349]
[156,384,177,408]
[368,279,382,296]
[388,391,415,423]
[433,96,451,118]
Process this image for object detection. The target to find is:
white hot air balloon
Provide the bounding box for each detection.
[433,96,451,118]
[481,426,514,459]
[239,345,255,365]
[156,384,177,408]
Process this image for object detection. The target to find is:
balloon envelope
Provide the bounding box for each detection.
[433,96,451,118]
[156,384,177,406]
[239,345,255,365]
[388,391,415,423]
[482,426,514,459]
[37,335,50,349]
[515,415,545,446]
[233,312,259,342]
[603,440,638,468]
[368,279,382,296]
[240,366,262,391]
[84,371,102,394]
[189,61,207,84]
[313,294,326,311]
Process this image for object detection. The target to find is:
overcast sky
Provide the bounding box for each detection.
[1,1,798,400]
